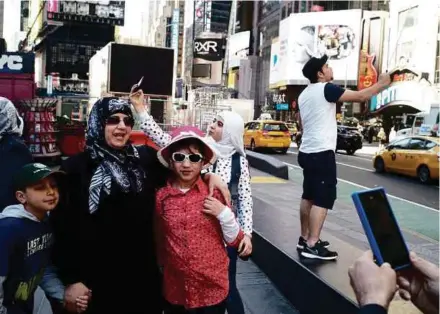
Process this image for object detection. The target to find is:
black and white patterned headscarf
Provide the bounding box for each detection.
[0,97,23,141]
[86,97,145,214]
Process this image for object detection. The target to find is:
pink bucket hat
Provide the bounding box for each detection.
[157,126,217,169]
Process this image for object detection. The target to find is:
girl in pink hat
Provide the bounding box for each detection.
[155,127,244,313]
[131,90,253,314]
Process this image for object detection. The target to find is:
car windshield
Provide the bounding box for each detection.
[263,123,288,131]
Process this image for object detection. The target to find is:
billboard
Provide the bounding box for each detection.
[47,1,125,26]
[109,44,174,96]
[171,8,179,51]
[192,34,225,86]
[193,38,225,61]
[358,12,387,90]
[358,15,384,90]
[278,9,362,85]
[228,31,250,69]
[269,38,280,87]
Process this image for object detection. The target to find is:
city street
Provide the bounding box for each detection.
[276,143,440,210]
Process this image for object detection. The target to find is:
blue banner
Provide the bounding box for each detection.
[276,103,289,111]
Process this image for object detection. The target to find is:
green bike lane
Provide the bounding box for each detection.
[285,165,439,242]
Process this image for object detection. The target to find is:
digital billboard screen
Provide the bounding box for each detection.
[47,1,125,26]
[109,44,174,96]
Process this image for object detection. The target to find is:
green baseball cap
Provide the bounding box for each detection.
[13,163,65,190]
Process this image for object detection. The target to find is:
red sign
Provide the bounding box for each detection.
[391,72,417,83]
[311,5,324,12]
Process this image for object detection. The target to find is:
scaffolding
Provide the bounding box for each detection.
[188,86,234,131]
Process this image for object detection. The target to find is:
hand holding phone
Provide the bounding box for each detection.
[351,187,411,270]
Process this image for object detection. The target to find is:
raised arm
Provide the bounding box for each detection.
[130,89,172,148]
[237,156,253,236]
[338,73,391,103]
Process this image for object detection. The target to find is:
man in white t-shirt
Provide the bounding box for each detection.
[296,55,391,260]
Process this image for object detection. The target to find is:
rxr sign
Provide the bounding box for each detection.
[194,41,218,54]
[0,54,23,71]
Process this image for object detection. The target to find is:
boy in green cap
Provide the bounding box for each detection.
[0,163,89,313]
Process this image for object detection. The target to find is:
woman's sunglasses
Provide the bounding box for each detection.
[106,116,135,127]
[171,152,204,163]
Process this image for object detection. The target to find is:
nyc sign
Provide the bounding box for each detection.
[0,53,34,74]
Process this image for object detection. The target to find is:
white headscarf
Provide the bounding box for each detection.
[0,97,24,141]
[207,110,246,158]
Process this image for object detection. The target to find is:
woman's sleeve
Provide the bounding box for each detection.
[50,158,88,285]
[237,157,253,236]
[138,111,172,148]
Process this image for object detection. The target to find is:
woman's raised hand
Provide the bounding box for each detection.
[129,86,146,114]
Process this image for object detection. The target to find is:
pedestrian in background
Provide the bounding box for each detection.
[0,97,33,210]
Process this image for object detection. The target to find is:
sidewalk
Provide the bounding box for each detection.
[236,259,299,314]
[249,167,438,314]
[250,167,439,264]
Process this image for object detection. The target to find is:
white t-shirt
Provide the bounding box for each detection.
[298,82,345,154]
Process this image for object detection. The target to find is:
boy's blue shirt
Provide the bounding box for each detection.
[0,204,64,314]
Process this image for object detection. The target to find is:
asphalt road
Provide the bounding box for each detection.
[272,146,440,210]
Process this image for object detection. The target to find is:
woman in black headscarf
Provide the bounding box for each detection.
[51,97,164,313]
[50,97,228,314]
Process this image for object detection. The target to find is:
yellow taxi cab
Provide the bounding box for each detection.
[244,120,291,154]
[373,135,439,183]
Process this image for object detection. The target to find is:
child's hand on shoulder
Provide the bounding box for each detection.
[203,196,226,217]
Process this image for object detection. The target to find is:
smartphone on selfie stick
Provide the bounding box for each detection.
[351,187,411,271]
[131,76,144,93]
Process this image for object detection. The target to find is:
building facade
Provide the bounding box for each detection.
[2,0,27,51]
[368,0,440,116]
[22,0,123,118]
[181,0,232,90]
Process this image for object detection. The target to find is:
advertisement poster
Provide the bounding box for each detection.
[394,6,418,68]
[358,15,386,90]
[228,31,250,69]
[269,38,280,87]
[278,9,362,85]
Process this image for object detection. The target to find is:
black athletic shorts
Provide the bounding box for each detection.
[297,150,337,210]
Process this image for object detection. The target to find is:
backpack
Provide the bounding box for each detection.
[213,152,241,202]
